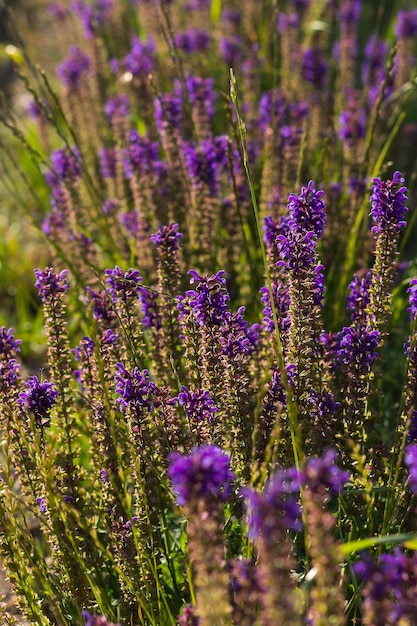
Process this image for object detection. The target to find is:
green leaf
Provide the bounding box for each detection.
[342,533,417,555]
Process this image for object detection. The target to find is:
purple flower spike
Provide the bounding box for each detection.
[119,35,156,77]
[115,363,157,413]
[105,266,142,303]
[50,146,82,184]
[405,444,417,493]
[287,180,326,238]
[56,46,91,89]
[0,327,21,356]
[407,279,417,322]
[150,223,183,251]
[395,9,417,39]
[302,47,328,90]
[370,171,408,236]
[34,268,69,301]
[72,0,112,39]
[304,450,350,495]
[346,272,372,322]
[186,270,231,326]
[104,94,130,122]
[172,386,217,422]
[168,445,235,506]
[174,28,210,54]
[336,325,380,369]
[18,376,58,423]
[245,467,302,538]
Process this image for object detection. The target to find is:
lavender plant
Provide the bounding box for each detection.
[0,0,416,624]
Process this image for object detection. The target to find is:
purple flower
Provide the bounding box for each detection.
[104,94,130,122]
[56,46,91,88]
[341,0,361,24]
[277,229,318,272]
[405,444,417,493]
[105,266,142,303]
[244,467,302,538]
[72,336,95,361]
[407,279,417,322]
[85,287,114,323]
[184,136,229,194]
[100,469,108,483]
[339,107,366,145]
[98,147,117,179]
[36,497,48,513]
[395,9,417,39]
[186,270,231,327]
[154,92,183,133]
[346,272,372,322]
[123,131,160,179]
[304,450,350,495]
[185,76,217,121]
[34,268,69,301]
[118,35,156,77]
[336,325,380,369]
[150,223,183,251]
[302,47,328,90]
[72,0,112,38]
[0,359,20,387]
[287,180,326,238]
[115,363,157,413]
[174,28,210,54]
[172,386,217,422]
[354,549,417,622]
[369,171,408,236]
[18,376,58,423]
[0,327,21,356]
[49,146,82,184]
[139,287,161,330]
[168,445,235,506]
[219,35,244,67]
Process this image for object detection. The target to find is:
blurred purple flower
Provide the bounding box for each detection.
[174,28,210,54]
[168,445,235,506]
[244,467,302,538]
[395,9,417,39]
[56,46,91,88]
[304,449,350,495]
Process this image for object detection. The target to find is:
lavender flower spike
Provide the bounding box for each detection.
[304,449,350,495]
[18,376,58,425]
[168,445,235,506]
[34,267,69,301]
[287,179,326,237]
[370,171,408,236]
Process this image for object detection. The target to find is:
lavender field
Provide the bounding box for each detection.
[0,0,417,624]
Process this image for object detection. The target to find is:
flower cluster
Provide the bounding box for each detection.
[168,445,235,506]
[34,268,69,301]
[18,376,58,425]
[369,171,408,236]
[172,386,217,423]
[115,364,158,414]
